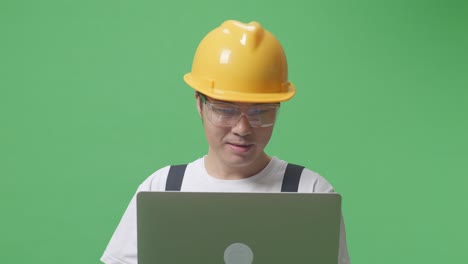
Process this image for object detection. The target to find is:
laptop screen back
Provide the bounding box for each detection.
[137,192,341,264]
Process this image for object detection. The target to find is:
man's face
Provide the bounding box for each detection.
[196,95,277,170]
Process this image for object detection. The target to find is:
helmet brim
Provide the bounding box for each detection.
[184,73,295,103]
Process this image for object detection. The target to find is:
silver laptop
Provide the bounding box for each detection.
[137,192,341,264]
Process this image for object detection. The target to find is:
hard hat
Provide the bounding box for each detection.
[184,20,296,103]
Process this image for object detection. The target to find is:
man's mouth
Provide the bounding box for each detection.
[227,143,253,153]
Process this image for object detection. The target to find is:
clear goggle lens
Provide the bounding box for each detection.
[203,99,280,128]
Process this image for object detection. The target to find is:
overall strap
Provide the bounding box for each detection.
[281,163,305,192]
[165,164,187,191]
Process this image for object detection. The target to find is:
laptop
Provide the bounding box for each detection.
[137,192,341,264]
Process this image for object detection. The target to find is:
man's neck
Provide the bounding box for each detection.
[204,154,271,180]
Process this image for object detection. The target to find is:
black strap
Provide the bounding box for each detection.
[165,163,304,192]
[280,163,304,192]
[165,164,187,191]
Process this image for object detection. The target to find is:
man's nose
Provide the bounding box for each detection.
[231,114,253,137]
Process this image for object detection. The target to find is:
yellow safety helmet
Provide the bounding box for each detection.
[184,20,296,103]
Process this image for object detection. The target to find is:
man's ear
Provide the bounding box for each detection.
[195,92,202,117]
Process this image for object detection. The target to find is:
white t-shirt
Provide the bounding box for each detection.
[101,157,351,264]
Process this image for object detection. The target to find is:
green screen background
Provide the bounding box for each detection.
[1,0,467,263]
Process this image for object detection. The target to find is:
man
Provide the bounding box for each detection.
[101,20,351,264]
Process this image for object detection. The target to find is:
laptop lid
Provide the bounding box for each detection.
[137,192,341,264]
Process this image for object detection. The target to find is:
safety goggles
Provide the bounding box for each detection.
[199,94,280,128]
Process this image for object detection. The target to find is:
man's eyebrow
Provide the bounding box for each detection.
[208,97,279,107]
[206,99,234,105]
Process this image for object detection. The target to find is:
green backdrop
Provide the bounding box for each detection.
[1,0,467,263]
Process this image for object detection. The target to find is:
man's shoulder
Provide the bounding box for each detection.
[149,157,204,175]
[271,157,319,175]
[141,157,204,189]
[273,157,334,193]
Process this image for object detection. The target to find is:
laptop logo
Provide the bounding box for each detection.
[224,243,254,264]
